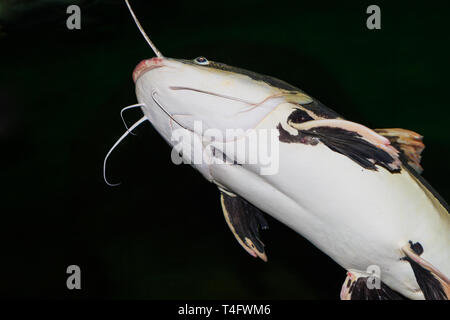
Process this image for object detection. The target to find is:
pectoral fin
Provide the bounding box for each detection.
[288,119,402,172]
[219,189,268,262]
[340,271,405,300]
[375,128,425,174]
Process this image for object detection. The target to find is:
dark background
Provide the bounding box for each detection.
[0,0,449,299]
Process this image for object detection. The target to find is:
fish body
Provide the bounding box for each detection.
[110,1,450,299]
[130,57,450,299]
[209,102,450,299]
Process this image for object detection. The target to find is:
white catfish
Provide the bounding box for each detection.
[105,0,450,300]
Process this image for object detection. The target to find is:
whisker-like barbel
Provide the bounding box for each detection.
[125,0,163,57]
[120,103,145,135]
[103,116,148,186]
[151,90,191,131]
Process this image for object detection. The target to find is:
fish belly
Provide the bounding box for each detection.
[210,141,450,299]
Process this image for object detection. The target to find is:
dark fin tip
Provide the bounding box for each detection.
[404,256,447,300]
[350,277,406,300]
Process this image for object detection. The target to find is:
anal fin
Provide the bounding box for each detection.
[219,189,268,262]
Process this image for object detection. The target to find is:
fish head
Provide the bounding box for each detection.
[133,56,308,143]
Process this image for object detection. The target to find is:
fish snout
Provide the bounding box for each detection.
[133,57,164,83]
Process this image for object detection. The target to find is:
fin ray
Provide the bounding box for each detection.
[340,272,405,300]
[286,119,402,172]
[220,190,268,262]
[402,242,450,300]
[375,128,425,174]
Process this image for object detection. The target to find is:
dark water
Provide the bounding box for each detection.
[0,0,449,299]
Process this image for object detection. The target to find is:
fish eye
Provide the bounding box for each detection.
[194,56,209,65]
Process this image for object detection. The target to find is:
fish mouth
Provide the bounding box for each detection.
[133,57,164,83]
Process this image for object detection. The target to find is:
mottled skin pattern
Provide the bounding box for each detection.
[182,59,450,299]
[132,53,450,299]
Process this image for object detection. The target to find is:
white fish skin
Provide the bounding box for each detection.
[131,57,449,300]
[208,104,450,300]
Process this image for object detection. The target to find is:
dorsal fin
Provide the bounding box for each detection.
[374,128,425,174]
